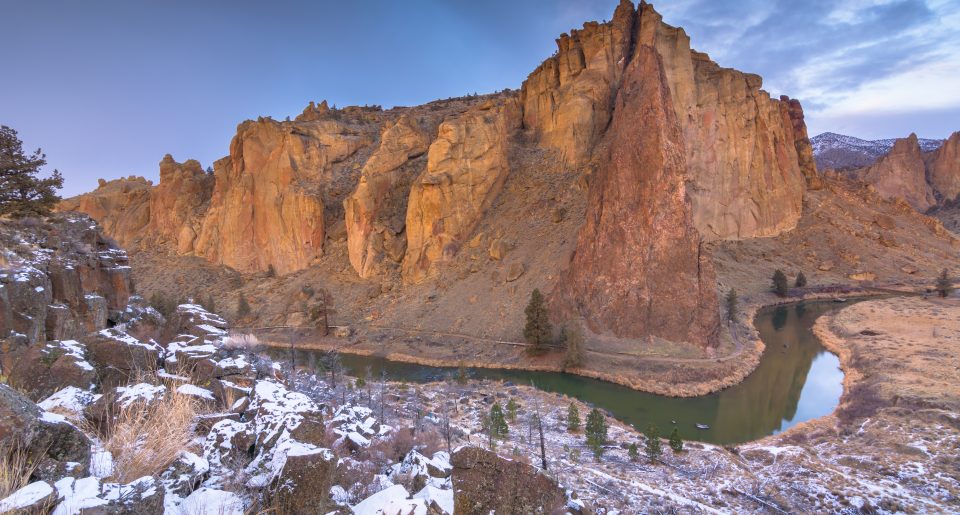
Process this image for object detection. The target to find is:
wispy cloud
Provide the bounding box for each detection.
[656,0,960,138]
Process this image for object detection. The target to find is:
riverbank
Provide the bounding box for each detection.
[252,284,902,397]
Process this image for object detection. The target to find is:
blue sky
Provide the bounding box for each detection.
[2,0,958,196]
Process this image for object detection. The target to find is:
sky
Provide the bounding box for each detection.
[2,0,959,196]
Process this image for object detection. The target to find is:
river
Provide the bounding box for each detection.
[265,299,847,445]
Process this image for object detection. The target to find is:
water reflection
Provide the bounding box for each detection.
[264,300,845,445]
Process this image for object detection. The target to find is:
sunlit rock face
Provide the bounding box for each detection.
[149,155,213,255]
[849,134,937,212]
[926,131,960,203]
[551,39,720,347]
[402,98,521,284]
[58,177,153,249]
[345,115,431,279]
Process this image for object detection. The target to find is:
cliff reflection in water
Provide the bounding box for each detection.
[268,300,844,445]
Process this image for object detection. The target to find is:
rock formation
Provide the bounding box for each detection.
[926,131,960,203]
[850,134,937,212]
[551,39,720,346]
[520,0,636,167]
[344,115,431,278]
[58,176,152,249]
[149,155,214,254]
[402,99,521,283]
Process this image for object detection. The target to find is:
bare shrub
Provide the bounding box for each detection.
[223,332,260,350]
[89,388,201,483]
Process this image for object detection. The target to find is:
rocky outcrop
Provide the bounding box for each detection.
[344,115,431,278]
[149,155,214,254]
[402,99,521,283]
[58,177,153,249]
[641,4,809,240]
[520,0,636,167]
[926,131,960,203]
[850,134,937,212]
[451,446,565,514]
[552,40,720,346]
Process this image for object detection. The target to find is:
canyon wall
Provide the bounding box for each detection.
[850,134,937,212]
[926,131,960,203]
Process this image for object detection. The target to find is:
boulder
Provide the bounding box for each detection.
[551,42,720,347]
[4,340,97,402]
[83,329,162,389]
[451,447,565,514]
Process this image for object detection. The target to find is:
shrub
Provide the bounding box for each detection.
[645,425,662,462]
[936,268,953,298]
[562,322,584,369]
[669,427,683,453]
[0,447,41,502]
[237,293,251,319]
[505,398,519,422]
[771,269,789,297]
[725,289,738,322]
[628,442,639,461]
[488,403,509,441]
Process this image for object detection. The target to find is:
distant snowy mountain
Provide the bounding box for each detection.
[811,132,944,171]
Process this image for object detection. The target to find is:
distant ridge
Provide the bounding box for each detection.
[812,132,944,171]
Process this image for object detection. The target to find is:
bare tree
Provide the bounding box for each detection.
[530,381,548,471]
[378,369,389,425]
[440,398,453,454]
[319,350,343,387]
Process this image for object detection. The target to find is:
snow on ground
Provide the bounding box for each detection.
[0,481,53,512]
[177,487,245,515]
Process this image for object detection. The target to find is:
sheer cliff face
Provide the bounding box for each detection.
[150,155,213,255]
[551,37,720,346]
[344,115,431,279]
[639,4,809,240]
[402,99,521,284]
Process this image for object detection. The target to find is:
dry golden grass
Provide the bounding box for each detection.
[0,447,40,502]
[88,387,202,483]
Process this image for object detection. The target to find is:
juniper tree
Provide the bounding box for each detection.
[523,289,552,350]
[566,403,581,432]
[725,288,739,322]
[0,126,63,217]
[585,408,607,460]
[628,442,639,461]
[937,269,953,298]
[236,293,251,319]
[645,425,662,462]
[795,271,808,288]
[455,361,468,385]
[669,427,683,453]
[506,398,519,422]
[489,402,509,441]
[772,269,789,297]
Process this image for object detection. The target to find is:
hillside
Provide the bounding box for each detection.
[812,131,944,171]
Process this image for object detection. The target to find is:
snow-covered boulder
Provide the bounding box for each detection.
[177,488,244,515]
[52,475,164,514]
[352,484,427,515]
[81,328,162,388]
[0,481,56,513]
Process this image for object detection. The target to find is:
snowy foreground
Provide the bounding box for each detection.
[2,299,957,513]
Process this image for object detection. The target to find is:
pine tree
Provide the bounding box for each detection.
[562,321,584,369]
[585,408,607,460]
[725,289,739,322]
[936,269,953,298]
[237,293,251,318]
[772,269,789,297]
[489,402,509,441]
[0,126,63,217]
[523,289,552,349]
[645,425,662,462]
[455,361,468,385]
[506,398,519,422]
[628,442,639,461]
[669,427,683,453]
[795,271,807,288]
[566,403,581,432]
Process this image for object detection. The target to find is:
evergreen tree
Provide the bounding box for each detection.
[506,398,519,422]
[936,269,953,298]
[669,427,683,453]
[0,126,63,217]
[772,269,789,297]
[628,442,639,462]
[489,402,509,441]
[645,425,662,462]
[562,321,584,369]
[237,293,251,318]
[566,403,581,432]
[455,361,468,385]
[725,289,739,322]
[523,289,552,349]
[795,271,807,288]
[585,408,607,460]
